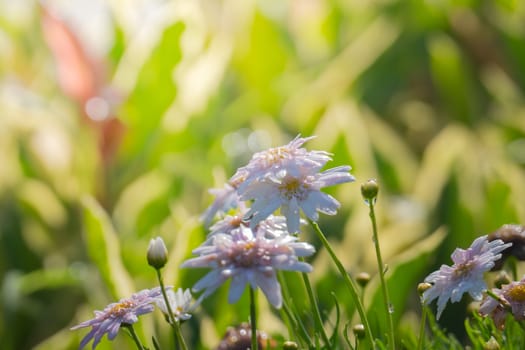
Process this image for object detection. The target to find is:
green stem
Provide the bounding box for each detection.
[417,303,427,350]
[250,287,258,350]
[278,272,300,341]
[282,299,312,346]
[308,219,374,347]
[152,336,161,350]
[343,324,355,350]
[300,266,331,347]
[124,324,146,350]
[174,319,188,350]
[155,269,188,350]
[367,201,395,350]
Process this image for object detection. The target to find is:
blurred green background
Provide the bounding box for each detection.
[1,0,525,349]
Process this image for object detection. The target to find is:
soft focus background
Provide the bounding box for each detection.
[1,0,525,349]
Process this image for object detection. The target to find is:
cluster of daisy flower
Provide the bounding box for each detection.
[185,135,354,308]
[202,135,354,232]
[71,135,355,349]
[421,224,525,329]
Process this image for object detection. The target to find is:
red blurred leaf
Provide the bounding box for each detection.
[41,6,100,105]
[40,4,126,169]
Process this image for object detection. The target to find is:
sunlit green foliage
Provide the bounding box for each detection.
[1,0,525,349]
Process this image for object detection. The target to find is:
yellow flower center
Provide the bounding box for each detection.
[265,147,289,164]
[231,240,271,268]
[278,177,308,200]
[230,174,246,188]
[243,241,255,250]
[453,262,474,278]
[109,300,134,317]
[507,284,525,302]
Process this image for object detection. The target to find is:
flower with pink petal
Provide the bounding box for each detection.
[181,221,315,308]
[241,165,354,233]
[71,287,166,349]
[479,276,525,328]
[201,183,243,227]
[422,235,512,319]
[207,135,354,233]
[230,135,332,193]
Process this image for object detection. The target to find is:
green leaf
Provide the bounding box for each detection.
[17,179,66,228]
[428,35,474,124]
[366,113,418,193]
[233,10,289,113]
[81,196,134,298]
[119,21,185,168]
[113,169,174,237]
[18,268,82,294]
[413,124,472,209]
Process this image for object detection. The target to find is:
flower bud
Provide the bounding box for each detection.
[361,179,379,205]
[356,272,371,288]
[283,341,299,349]
[417,282,432,296]
[147,237,168,269]
[353,324,366,340]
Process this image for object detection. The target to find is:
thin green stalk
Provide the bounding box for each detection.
[250,287,258,350]
[278,271,300,341]
[124,324,146,350]
[417,303,427,350]
[282,299,312,346]
[343,324,355,350]
[156,269,188,350]
[279,305,297,344]
[367,200,395,350]
[308,219,374,347]
[300,265,331,347]
[152,336,161,350]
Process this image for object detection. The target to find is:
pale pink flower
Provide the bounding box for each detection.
[71,287,166,349]
[208,207,291,239]
[241,165,354,233]
[208,135,354,233]
[230,135,332,193]
[206,203,253,237]
[256,214,294,238]
[479,277,525,328]
[181,223,315,308]
[422,235,512,319]
[201,184,242,227]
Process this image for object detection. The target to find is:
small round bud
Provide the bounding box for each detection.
[356,272,371,288]
[147,237,168,269]
[353,324,366,339]
[283,341,299,349]
[417,282,432,296]
[361,179,379,205]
